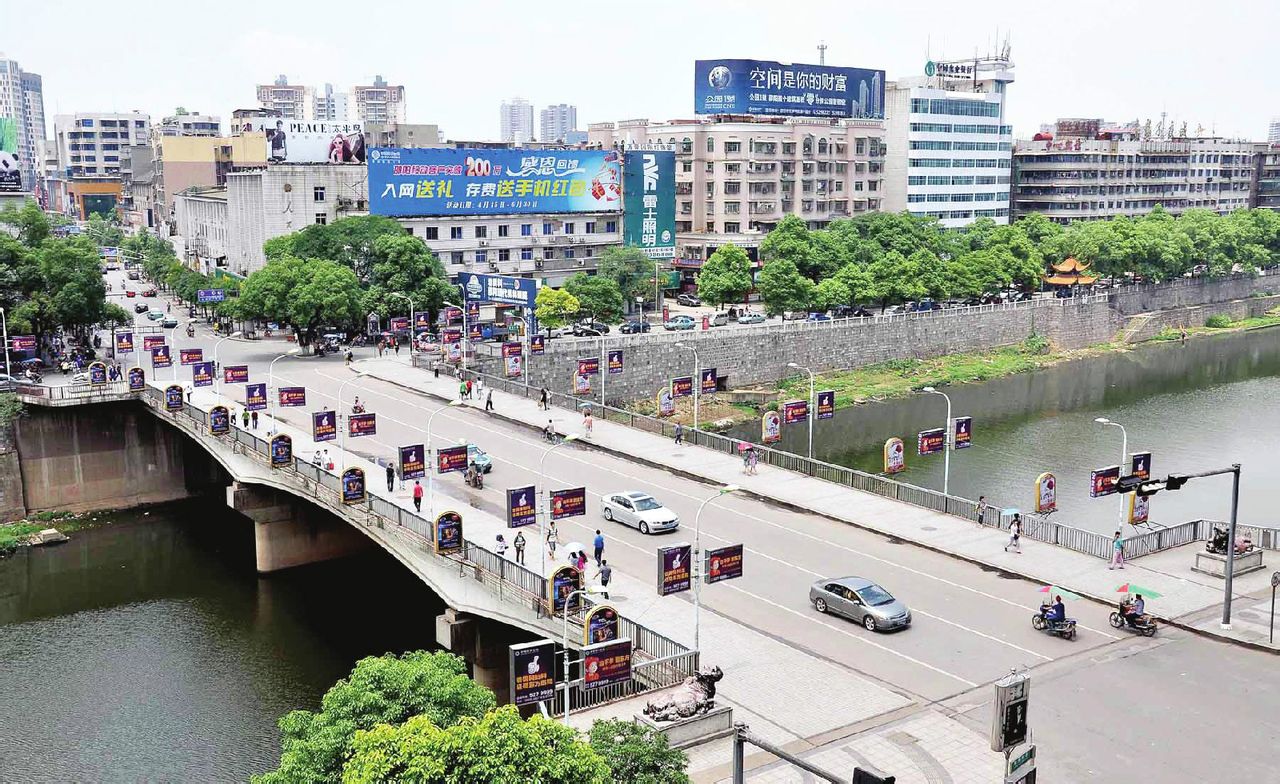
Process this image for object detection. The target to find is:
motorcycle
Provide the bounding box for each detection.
[1205,524,1254,556]
[1109,601,1157,636]
[465,466,484,490]
[1032,604,1077,640]
[186,326,195,338]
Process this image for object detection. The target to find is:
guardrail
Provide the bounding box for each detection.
[14,380,137,405]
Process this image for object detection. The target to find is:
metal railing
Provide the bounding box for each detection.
[14,380,137,404]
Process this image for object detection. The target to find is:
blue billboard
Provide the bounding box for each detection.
[695,59,885,119]
[460,272,538,308]
[369,147,623,217]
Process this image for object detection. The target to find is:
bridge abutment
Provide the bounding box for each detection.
[436,608,525,699]
[227,483,372,573]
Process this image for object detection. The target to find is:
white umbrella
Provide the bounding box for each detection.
[564,542,587,561]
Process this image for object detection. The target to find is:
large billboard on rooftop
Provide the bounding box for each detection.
[695,59,885,120]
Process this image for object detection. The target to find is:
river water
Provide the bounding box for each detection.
[730,328,1280,533]
[0,503,442,781]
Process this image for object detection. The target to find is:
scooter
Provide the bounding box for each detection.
[465,467,484,490]
[1032,604,1077,640]
[1109,602,1157,637]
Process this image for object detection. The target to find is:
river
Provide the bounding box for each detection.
[730,328,1280,533]
[0,502,443,781]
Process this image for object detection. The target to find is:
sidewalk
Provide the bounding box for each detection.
[358,358,1276,648]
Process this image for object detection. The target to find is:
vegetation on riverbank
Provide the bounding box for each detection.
[1152,306,1280,340]
[0,510,111,555]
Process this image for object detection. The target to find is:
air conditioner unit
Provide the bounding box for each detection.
[478,240,489,247]
[577,259,587,266]
[489,261,498,270]
[534,259,544,269]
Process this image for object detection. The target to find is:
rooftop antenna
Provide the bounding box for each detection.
[817,41,827,65]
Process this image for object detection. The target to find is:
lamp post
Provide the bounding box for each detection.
[787,362,815,459]
[508,315,531,389]
[561,585,602,722]
[425,400,464,514]
[674,341,700,431]
[212,330,243,397]
[922,386,952,495]
[337,371,367,472]
[267,348,300,434]
[693,484,738,652]
[0,307,10,382]
[443,299,468,379]
[389,292,415,361]
[165,323,181,382]
[1095,417,1129,526]
[540,434,580,581]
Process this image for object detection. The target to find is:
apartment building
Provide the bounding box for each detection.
[1254,144,1280,213]
[156,112,221,137]
[540,104,578,143]
[312,84,349,122]
[352,76,406,124]
[52,111,151,218]
[588,116,885,264]
[256,76,312,120]
[499,98,534,144]
[0,55,46,192]
[364,122,441,148]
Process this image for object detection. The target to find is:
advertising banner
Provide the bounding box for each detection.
[468,323,483,342]
[279,386,306,407]
[507,485,538,528]
[447,342,462,362]
[761,410,781,444]
[503,342,523,378]
[151,345,172,369]
[245,383,267,411]
[224,365,249,384]
[584,604,620,645]
[816,390,835,419]
[1090,465,1121,498]
[608,350,624,375]
[705,543,745,584]
[209,405,230,435]
[88,361,108,385]
[656,386,675,417]
[783,399,808,425]
[9,335,36,352]
[444,306,462,323]
[115,331,134,354]
[573,368,591,395]
[197,288,226,304]
[0,118,20,192]
[509,640,557,707]
[1130,452,1152,481]
[164,384,184,411]
[234,119,366,164]
[127,367,145,391]
[551,487,586,520]
[1129,493,1150,525]
[884,437,906,474]
[192,361,214,388]
[312,410,337,442]
[370,147,622,217]
[577,357,600,376]
[657,543,693,596]
[441,328,461,344]
[414,312,432,331]
[953,416,973,449]
[671,376,694,399]
[622,150,676,259]
[694,59,886,119]
[434,511,463,555]
[271,434,292,468]
[917,427,946,456]
[143,335,165,351]
[700,368,717,394]
[348,411,376,437]
[467,301,480,320]
[1035,472,1057,514]
[550,565,582,613]
[389,316,409,333]
[436,444,469,474]
[342,468,367,504]
[180,348,203,366]
[581,638,632,691]
[530,334,546,355]
[399,444,426,480]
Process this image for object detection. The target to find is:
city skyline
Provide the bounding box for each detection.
[10,0,1278,144]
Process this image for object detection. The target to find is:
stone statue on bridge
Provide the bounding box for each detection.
[642,666,724,722]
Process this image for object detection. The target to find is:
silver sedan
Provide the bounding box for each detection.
[600,491,680,535]
[809,576,912,632]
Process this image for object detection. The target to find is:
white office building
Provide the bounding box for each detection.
[155,112,221,137]
[1268,118,1280,145]
[312,84,349,122]
[883,56,1015,228]
[540,104,578,143]
[0,54,46,193]
[352,76,406,124]
[499,98,534,144]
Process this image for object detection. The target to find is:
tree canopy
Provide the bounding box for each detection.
[563,273,624,323]
[695,243,753,309]
[534,286,580,329]
[596,245,656,305]
[587,718,690,784]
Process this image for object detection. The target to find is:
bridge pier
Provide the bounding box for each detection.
[227,482,372,573]
[436,608,525,699]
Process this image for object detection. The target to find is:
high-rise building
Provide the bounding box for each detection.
[256,76,314,120]
[352,76,405,124]
[156,112,221,137]
[1257,144,1280,213]
[53,111,151,218]
[539,104,578,143]
[313,84,349,122]
[256,75,405,124]
[1268,118,1280,145]
[499,98,534,144]
[883,55,1015,229]
[0,54,46,193]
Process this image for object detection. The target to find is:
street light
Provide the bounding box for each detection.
[540,433,581,580]
[166,323,182,381]
[674,341,700,432]
[787,362,815,459]
[0,307,10,382]
[508,314,531,389]
[212,330,243,396]
[388,292,415,361]
[425,400,464,514]
[693,484,738,652]
[561,585,604,721]
[1095,417,1129,526]
[922,386,952,495]
[267,348,300,434]
[337,371,368,472]
[443,299,468,379]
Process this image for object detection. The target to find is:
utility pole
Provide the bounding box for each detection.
[817,41,828,65]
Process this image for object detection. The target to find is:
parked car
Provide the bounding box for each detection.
[572,320,611,336]
[676,293,701,307]
[161,317,179,329]
[806,312,832,322]
[146,310,166,321]
[467,444,493,473]
[736,312,767,324]
[782,310,808,321]
[619,320,652,334]
[126,270,140,281]
[0,373,17,391]
[125,290,136,298]
[601,491,680,534]
[909,299,941,312]
[663,315,696,331]
[142,287,157,297]
[831,305,873,319]
[709,312,731,327]
[134,303,149,313]
[809,576,912,632]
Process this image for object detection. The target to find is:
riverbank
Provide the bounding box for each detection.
[0,508,130,555]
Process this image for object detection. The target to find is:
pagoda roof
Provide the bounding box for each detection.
[1051,257,1091,273]
[1044,273,1099,286]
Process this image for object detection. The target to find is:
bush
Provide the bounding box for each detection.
[1021,334,1051,355]
[1205,314,1233,329]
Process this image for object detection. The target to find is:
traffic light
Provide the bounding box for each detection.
[853,769,896,784]
[1116,474,1145,494]
[1165,474,1189,491]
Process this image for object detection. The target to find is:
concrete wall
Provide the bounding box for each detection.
[228,482,372,573]
[0,422,26,521]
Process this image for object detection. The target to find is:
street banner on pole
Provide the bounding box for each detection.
[128,367,145,391]
[115,332,134,354]
[1130,451,1152,480]
[551,487,586,520]
[224,365,249,384]
[151,345,171,368]
[657,543,693,596]
[507,485,537,528]
[1090,465,1121,497]
[953,416,973,449]
[573,368,591,395]
[884,437,906,474]
[550,565,582,613]
[761,411,781,444]
[164,384,183,411]
[783,399,808,425]
[209,405,230,435]
[9,335,36,352]
[577,357,600,376]
[530,334,546,355]
[312,411,337,442]
[245,383,268,411]
[279,387,306,407]
[503,342,523,378]
[399,444,426,480]
[192,361,214,388]
[1035,472,1057,513]
[180,348,203,366]
[608,349,624,375]
[1129,493,1150,524]
[342,468,366,503]
[347,411,376,436]
[917,428,945,456]
[671,376,694,399]
[700,368,717,394]
[389,316,409,332]
[704,543,744,584]
[581,638,632,691]
[143,335,165,351]
[434,511,463,554]
[436,444,469,474]
[509,640,557,707]
[816,390,835,419]
[583,604,620,645]
[271,434,292,467]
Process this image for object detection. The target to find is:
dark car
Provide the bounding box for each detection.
[134,303,149,313]
[619,320,651,334]
[571,320,611,336]
[676,293,701,307]
[831,305,873,319]
[161,317,179,329]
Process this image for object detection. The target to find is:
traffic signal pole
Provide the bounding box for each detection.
[730,723,894,783]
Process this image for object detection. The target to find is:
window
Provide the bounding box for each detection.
[450,226,464,239]
[451,251,464,264]
[910,122,953,133]
[565,248,575,259]
[498,224,509,237]
[498,248,510,261]
[314,213,327,225]
[706,136,715,152]
[585,221,596,234]
[725,141,741,154]
[725,202,741,214]
[521,223,533,236]
[313,186,326,202]
[564,222,575,234]
[910,141,951,150]
[543,222,553,234]
[725,162,741,174]
[521,248,533,261]
[135,120,146,127]
[476,250,487,263]
[424,226,439,240]
[724,222,740,233]
[605,220,617,233]
[724,181,741,195]
[682,160,692,173]
[475,225,488,238]
[782,142,796,155]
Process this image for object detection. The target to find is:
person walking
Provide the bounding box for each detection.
[251,410,259,429]
[539,388,549,411]
[575,550,588,573]
[484,389,494,412]
[596,559,613,599]
[412,480,423,512]
[583,410,594,439]
[1110,530,1126,570]
[394,339,401,355]
[465,378,473,399]
[433,362,440,379]
[242,408,250,428]
[1004,513,1022,554]
[674,422,684,446]
[385,461,395,492]
[546,521,558,558]
[458,380,467,401]
[593,529,605,567]
[513,531,526,565]
[976,495,988,526]
[495,534,508,559]
[747,447,759,475]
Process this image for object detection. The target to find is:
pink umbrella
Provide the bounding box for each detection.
[737,442,751,452]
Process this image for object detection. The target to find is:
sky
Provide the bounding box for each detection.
[10,0,1279,141]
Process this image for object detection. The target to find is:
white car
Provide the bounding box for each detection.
[601,491,680,534]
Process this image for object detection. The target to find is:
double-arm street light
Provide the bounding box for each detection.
[540,434,580,579]
[921,386,952,495]
[212,330,243,396]
[674,341,700,432]
[1095,417,1129,526]
[561,585,604,722]
[425,400,464,514]
[337,371,368,472]
[388,292,415,361]
[442,299,468,378]
[787,362,816,459]
[693,484,738,652]
[267,348,300,434]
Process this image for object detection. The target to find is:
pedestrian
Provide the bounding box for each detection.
[1004,513,1022,553]
[495,534,508,559]
[323,449,332,470]
[485,389,494,412]
[593,529,605,566]
[539,388,549,411]
[185,386,193,402]
[465,379,473,399]
[386,461,395,492]
[546,521,558,558]
[596,559,613,599]
[976,495,988,526]
[583,411,594,439]
[433,362,440,379]
[1110,530,1126,570]
[459,381,467,401]
[251,410,259,429]
[394,339,401,355]
[412,480,423,512]
[242,408,250,428]
[513,531,526,565]
[576,550,588,573]
[675,422,684,446]
[474,376,484,398]
[748,447,759,475]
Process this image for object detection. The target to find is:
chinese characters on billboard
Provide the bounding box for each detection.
[88,361,107,385]
[551,487,586,520]
[399,444,426,480]
[783,399,808,425]
[695,59,886,119]
[436,444,469,474]
[883,437,906,474]
[208,405,230,435]
[151,345,172,368]
[348,412,376,437]
[1130,452,1152,480]
[953,416,973,449]
[550,565,582,613]
[234,119,366,164]
[271,434,292,468]
[581,638,632,691]
[622,151,676,259]
[164,384,183,411]
[583,604,619,645]
[224,365,249,384]
[917,427,946,456]
[179,348,203,366]
[657,543,693,596]
[700,368,718,395]
[816,390,835,419]
[115,332,134,354]
[312,410,337,442]
[509,640,556,707]
[607,350,624,375]
[192,361,214,388]
[434,511,463,554]
[704,544,744,584]
[342,468,366,503]
[671,376,694,399]
[127,367,145,391]
[507,485,537,528]
[279,387,306,407]
[143,335,165,351]
[502,341,523,378]
[1090,465,1121,498]
[245,383,268,411]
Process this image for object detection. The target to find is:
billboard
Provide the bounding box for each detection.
[530,335,546,355]
[245,383,268,411]
[1090,465,1121,498]
[622,151,676,259]
[582,638,632,691]
[607,349,624,375]
[577,357,600,376]
[197,288,226,304]
[671,376,694,399]
[271,434,292,468]
[918,427,946,456]
[369,147,623,217]
[180,348,203,366]
[279,387,306,407]
[657,543,693,596]
[192,361,214,388]
[584,604,620,645]
[700,368,718,395]
[88,361,107,386]
[142,335,165,351]
[695,59,885,119]
[9,335,36,352]
[954,416,973,449]
[550,565,582,613]
[0,117,20,192]
[551,487,586,520]
[783,399,808,425]
[313,410,337,442]
[503,342,523,378]
[816,390,835,419]
[115,332,134,354]
[399,444,426,480]
[1130,452,1151,481]
[884,437,905,474]
[209,405,230,435]
[434,511,463,554]
[224,365,249,384]
[436,444,469,474]
[705,543,744,584]
[761,410,781,444]
[234,119,366,164]
[507,485,537,528]
[1035,472,1057,514]
[342,468,367,503]
[151,345,172,368]
[656,386,675,417]
[348,412,376,437]
[509,640,557,707]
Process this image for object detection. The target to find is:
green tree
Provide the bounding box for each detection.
[85,213,124,248]
[0,200,51,246]
[588,719,690,784]
[361,234,456,326]
[256,651,495,784]
[101,302,133,331]
[534,286,581,329]
[758,215,814,276]
[695,243,753,308]
[341,706,610,784]
[564,273,624,323]
[236,257,364,349]
[283,215,407,282]
[811,277,852,311]
[756,257,813,315]
[833,261,873,304]
[865,250,927,311]
[596,246,656,305]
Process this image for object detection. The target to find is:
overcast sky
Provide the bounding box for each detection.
[13,0,1278,141]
